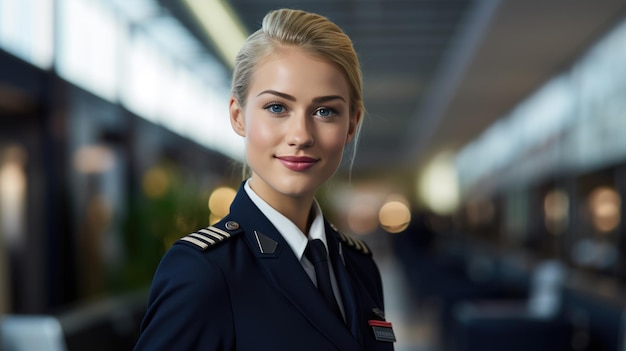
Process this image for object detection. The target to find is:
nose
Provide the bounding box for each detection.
[287,114,314,148]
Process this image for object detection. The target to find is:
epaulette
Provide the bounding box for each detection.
[331,223,370,255]
[178,220,242,251]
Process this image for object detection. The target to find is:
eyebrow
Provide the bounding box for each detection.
[256,90,346,103]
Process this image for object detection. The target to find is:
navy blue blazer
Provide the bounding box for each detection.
[135,185,395,350]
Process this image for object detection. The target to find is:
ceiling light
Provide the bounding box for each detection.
[182,0,248,68]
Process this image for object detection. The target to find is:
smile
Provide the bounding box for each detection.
[275,156,319,171]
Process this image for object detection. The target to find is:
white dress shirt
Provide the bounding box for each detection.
[244,180,345,318]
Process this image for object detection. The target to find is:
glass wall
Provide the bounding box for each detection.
[0,0,243,312]
[455,16,626,197]
[0,0,243,160]
[454,14,626,283]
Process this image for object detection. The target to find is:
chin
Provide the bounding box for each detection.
[275,178,321,197]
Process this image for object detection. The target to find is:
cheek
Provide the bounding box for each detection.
[322,129,350,155]
[246,116,276,149]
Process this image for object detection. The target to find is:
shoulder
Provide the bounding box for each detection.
[148,218,246,306]
[175,218,244,252]
[155,217,245,279]
[327,223,385,298]
[139,223,238,350]
[328,222,371,256]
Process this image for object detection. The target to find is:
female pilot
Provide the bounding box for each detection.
[135,8,395,351]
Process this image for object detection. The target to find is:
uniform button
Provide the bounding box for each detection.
[225,221,239,230]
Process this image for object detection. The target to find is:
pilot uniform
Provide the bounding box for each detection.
[134,182,395,351]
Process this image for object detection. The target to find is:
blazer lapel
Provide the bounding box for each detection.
[229,186,361,350]
[326,224,361,341]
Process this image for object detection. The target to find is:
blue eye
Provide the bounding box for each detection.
[315,108,336,118]
[266,104,285,113]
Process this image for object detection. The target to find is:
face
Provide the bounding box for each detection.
[230,46,361,206]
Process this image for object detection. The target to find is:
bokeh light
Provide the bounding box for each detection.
[379,195,411,233]
[417,151,460,215]
[544,189,569,235]
[588,186,621,233]
[73,145,115,174]
[347,201,380,235]
[142,166,170,199]
[208,186,236,223]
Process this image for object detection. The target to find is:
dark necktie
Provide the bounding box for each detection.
[305,239,343,321]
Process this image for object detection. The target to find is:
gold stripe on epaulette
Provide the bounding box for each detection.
[345,233,356,247]
[207,226,231,238]
[338,231,369,255]
[198,228,224,241]
[339,232,349,245]
[352,238,364,252]
[190,233,216,245]
[179,224,238,251]
[360,240,370,254]
[181,236,209,249]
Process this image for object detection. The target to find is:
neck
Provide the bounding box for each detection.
[248,179,316,235]
[276,197,316,235]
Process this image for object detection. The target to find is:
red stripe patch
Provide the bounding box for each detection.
[368,320,392,328]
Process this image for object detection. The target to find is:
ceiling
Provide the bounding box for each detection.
[166,0,626,180]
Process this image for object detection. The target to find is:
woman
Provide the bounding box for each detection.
[135,8,395,351]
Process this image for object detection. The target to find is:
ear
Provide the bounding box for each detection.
[345,108,362,144]
[229,96,246,137]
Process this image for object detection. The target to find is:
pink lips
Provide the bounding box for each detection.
[276,155,319,171]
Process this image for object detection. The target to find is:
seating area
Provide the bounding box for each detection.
[1,291,147,351]
[393,230,626,351]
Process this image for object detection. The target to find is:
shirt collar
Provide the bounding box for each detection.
[244,179,327,260]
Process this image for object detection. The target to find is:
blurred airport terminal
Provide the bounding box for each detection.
[2,0,626,350]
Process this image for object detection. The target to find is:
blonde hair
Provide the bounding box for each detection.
[231,8,364,176]
[232,9,363,114]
